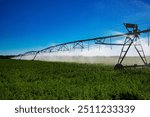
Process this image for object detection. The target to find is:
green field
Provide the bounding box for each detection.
[0,59,150,100]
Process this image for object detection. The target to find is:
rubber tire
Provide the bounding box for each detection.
[114,64,124,70]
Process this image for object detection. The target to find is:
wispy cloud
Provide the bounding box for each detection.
[122,0,150,24]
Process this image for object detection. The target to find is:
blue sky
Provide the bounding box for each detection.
[0,0,150,55]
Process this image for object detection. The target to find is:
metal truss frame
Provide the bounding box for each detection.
[16,23,150,69]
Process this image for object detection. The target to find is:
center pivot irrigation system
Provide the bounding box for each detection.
[17,23,150,70]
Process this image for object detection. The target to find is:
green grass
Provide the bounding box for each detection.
[0,59,150,100]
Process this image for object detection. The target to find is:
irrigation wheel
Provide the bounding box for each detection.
[114,64,124,70]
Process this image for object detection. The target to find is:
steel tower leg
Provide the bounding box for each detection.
[118,37,133,64]
[133,37,148,65]
[32,51,39,60]
[20,55,23,60]
[114,36,134,70]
